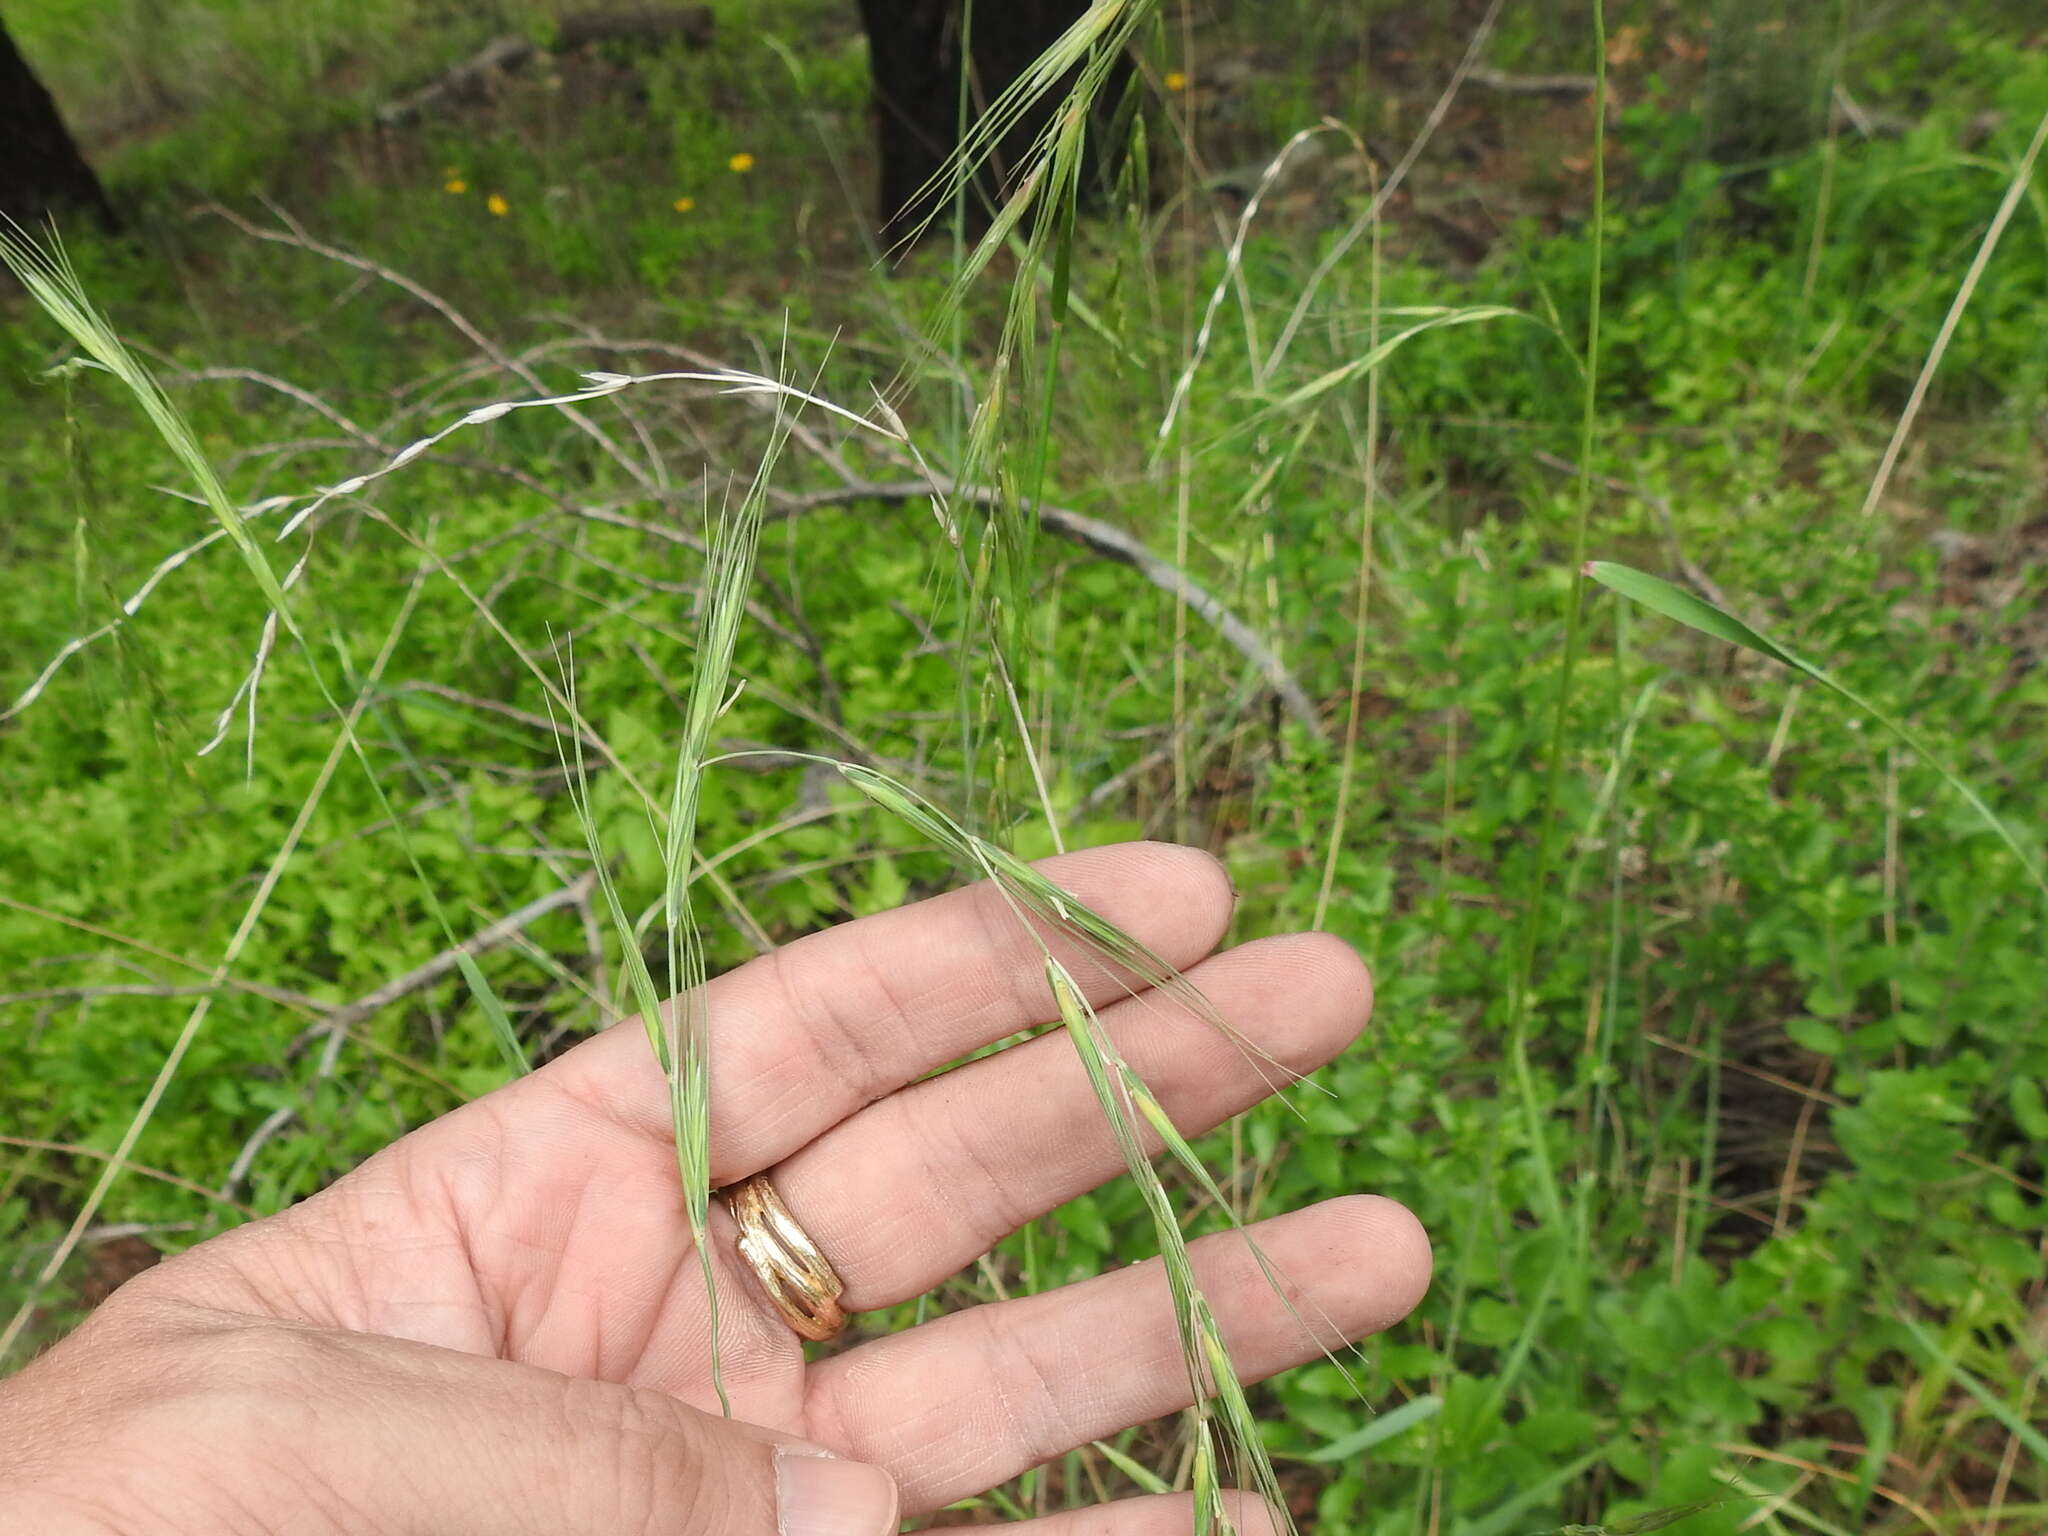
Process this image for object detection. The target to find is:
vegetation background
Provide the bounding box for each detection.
[3,1,2045,1532]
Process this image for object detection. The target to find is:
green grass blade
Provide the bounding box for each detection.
[1583,562,1803,668]
[1089,1439,1174,1496]
[1585,561,2046,897]
[1893,1311,2048,1466]
[456,952,529,1078]
[1285,1392,1443,1463]
[1252,306,1525,420]
[1454,1440,1620,1536]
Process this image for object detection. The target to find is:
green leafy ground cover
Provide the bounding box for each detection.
[3,3,2045,1532]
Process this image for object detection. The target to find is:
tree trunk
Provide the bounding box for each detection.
[0,20,119,233]
[855,0,1129,249]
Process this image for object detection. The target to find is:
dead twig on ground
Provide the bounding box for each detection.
[197,204,658,495]
[770,478,1327,739]
[218,872,599,1200]
[0,1135,259,1219]
[375,8,715,127]
[1467,65,1599,96]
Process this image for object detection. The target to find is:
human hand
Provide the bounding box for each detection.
[0,843,1430,1534]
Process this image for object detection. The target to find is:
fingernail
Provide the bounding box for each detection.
[776,1445,900,1536]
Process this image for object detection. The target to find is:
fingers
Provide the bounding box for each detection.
[770,932,1373,1309]
[538,841,1236,1180]
[802,1196,1432,1515]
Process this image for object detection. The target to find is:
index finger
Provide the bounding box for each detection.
[536,840,1236,1182]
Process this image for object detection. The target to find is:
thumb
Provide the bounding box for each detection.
[56,1307,902,1536]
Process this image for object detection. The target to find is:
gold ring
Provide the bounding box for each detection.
[722,1174,847,1342]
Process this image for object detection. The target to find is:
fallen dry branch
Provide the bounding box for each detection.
[219,872,599,1200]
[770,478,1326,740]
[0,1135,259,1219]
[197,204,661,496]
[0,982,318,1010]
[376,7,715,126]
[1467,65,1599,96]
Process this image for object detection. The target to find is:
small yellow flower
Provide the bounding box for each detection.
[1164,70,1188,92]
[673,196,696,213]
[486,193,509,216]
[727,152,756,174]
[444,178,469,195]
[441,165,460,178]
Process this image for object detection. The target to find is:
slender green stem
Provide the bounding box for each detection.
[1503,0,1608,1249]
[1312,160,1383,932]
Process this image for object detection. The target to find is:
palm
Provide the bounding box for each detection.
[174,846,1430,1518]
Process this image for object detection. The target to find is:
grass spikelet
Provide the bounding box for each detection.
[1045,957,1295,1536]
[0,221,296,624]
[906,0,1153,302]
[728,732,1347,1526]
[552,371,810,1415]
[1192,1416,1221,1536]
[828,762,1309,1096]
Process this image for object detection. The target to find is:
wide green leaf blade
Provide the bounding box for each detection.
[1586,559,2046,898]
[1288,1393,1443,1464]
[456,952,528,1079]
[1582,561,1801,669]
